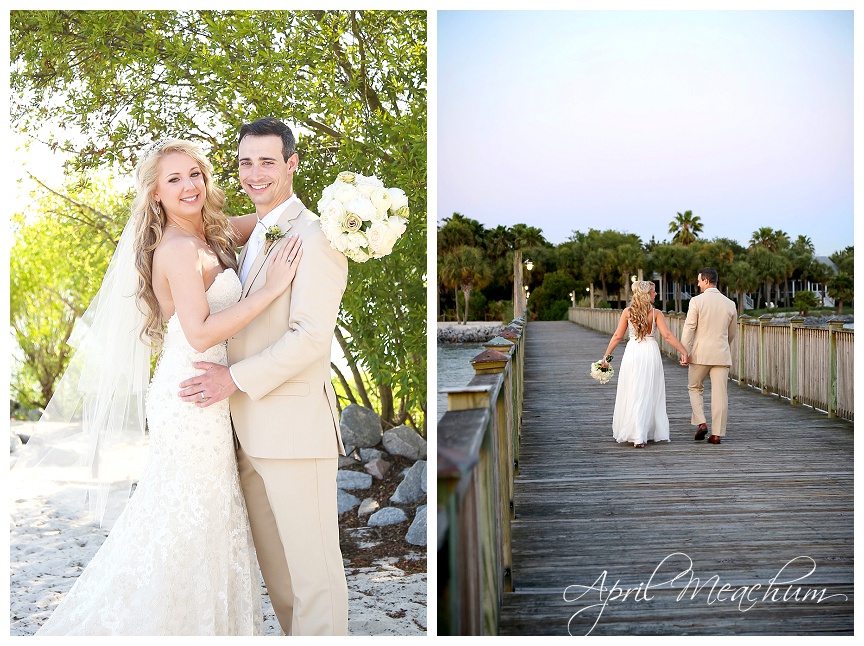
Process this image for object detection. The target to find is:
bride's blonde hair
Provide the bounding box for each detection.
[628,281,656,340]
[132,139,238,348]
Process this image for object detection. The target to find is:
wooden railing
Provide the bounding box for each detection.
[568,307,853,421]
[437,318,526,635]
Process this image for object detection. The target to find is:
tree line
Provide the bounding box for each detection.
[437,210,853,323]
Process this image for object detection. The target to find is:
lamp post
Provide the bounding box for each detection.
[514,253,533,317]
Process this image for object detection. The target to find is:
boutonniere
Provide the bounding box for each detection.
[259,225,286,251]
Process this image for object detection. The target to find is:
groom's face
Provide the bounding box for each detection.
[238,134,299,216]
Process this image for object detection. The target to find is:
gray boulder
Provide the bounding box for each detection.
[358,498,379,517]
[359,447,386,462]
[367,506,408,527]
[390,460,426,505]
[339,404,383,449]
[337,470,373,491]
[405,504,427,546]
[382,425,427,461]
[364,458,391,480]
[337,490,361,515]
[338,454,360,469]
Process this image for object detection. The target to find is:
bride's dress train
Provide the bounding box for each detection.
[612,317,671,445]
[37,269,262,635]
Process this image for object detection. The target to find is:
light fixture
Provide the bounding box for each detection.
[525,259,534,271]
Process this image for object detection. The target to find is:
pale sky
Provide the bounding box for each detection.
[438,10,854,256]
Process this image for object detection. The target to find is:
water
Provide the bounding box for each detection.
[436,342,483,421]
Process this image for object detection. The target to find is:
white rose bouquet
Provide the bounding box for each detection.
[590,355,614,384]
[316,171,409,263]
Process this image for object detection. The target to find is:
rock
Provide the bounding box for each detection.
[437,325,507,344]
[359,447,385,462]
[382,425,427,461]
[367,506,408,527]
[339,404,383,449]
[390,460,426,505]
[338,455,360,469]
[337,490,361,515]
[337,470,373,491]
[358,498,379,517]
[405,504,427,546]
[364,458,391,480]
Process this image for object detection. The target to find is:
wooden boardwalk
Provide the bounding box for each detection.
[499,321,853,636]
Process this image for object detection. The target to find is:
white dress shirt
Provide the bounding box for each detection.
[232,195,298,391]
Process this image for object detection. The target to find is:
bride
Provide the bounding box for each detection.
[18,139,301,635]
[600,281,689,448]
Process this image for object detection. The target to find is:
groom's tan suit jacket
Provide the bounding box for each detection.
[681,287,738,366]
[228,198,348,457]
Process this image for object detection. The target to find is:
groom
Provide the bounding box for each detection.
[179,117,349,634]
[681,267,738,445]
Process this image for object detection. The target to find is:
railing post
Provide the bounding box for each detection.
[758,314,773,394]
[789,315,804,405]
[828,318,844,418]
[738,314,751,385]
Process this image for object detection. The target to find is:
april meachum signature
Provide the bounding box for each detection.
[563,552,849,636]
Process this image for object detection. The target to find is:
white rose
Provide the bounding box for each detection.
[387,215,407,238]
[321,198,346,224]
[370,187,392,214]
[344,197,377,221]
[388,187,408,211]
[337,171,357,184]
[356,183,376,198]
[347,231,367,250]
[357,174,384,188]
[334,183,359,203]
[332,233,352,253]
[348,247,370,263]
[317,195,333,214]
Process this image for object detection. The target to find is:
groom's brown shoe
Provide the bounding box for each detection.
[694,423,708,441]
[707,435,722,444]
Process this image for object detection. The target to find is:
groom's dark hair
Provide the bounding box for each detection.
[699,267,719,286]
[237,117,296,162]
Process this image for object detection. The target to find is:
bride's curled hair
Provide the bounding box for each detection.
[132,139,239,349]
[628,281,656,340]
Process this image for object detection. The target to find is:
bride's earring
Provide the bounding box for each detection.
[154,202,161,216]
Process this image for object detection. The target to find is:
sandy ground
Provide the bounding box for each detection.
[9,427,426,636]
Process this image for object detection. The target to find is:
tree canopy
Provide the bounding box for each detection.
[11,9,427,432]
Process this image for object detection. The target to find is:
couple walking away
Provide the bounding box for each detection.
[601,269,737,448]
[17,118,349,635]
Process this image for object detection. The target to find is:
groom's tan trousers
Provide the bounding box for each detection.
[688,364,730,436]
[236,445,349,635]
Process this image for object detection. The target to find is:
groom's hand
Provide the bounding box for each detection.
[179,362,238,407]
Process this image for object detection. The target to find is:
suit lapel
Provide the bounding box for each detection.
[242,198,305,298]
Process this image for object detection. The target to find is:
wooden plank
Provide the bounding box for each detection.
[500,321,853,636]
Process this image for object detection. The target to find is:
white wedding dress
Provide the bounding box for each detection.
[612,311,671,445]
[37,268,263,636]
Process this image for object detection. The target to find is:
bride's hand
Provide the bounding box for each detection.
[264,235,302,295]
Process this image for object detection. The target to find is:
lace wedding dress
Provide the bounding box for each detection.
[612,312,671,445]
[37,269,262,636]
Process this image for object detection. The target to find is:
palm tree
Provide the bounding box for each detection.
[439,246,493,324]
[649,244,677,310]
[725,260,759,315]
[827,272,853,314]
[668,210,703,246]
[668,245,697,312]
[510,223,548,250]
[615,242,644,304]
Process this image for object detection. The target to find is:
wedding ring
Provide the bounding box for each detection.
[287,258,292,263]
[200,392,205,400]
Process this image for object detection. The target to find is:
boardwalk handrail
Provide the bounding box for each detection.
[436,318,526,635]
[568,307,854,421]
